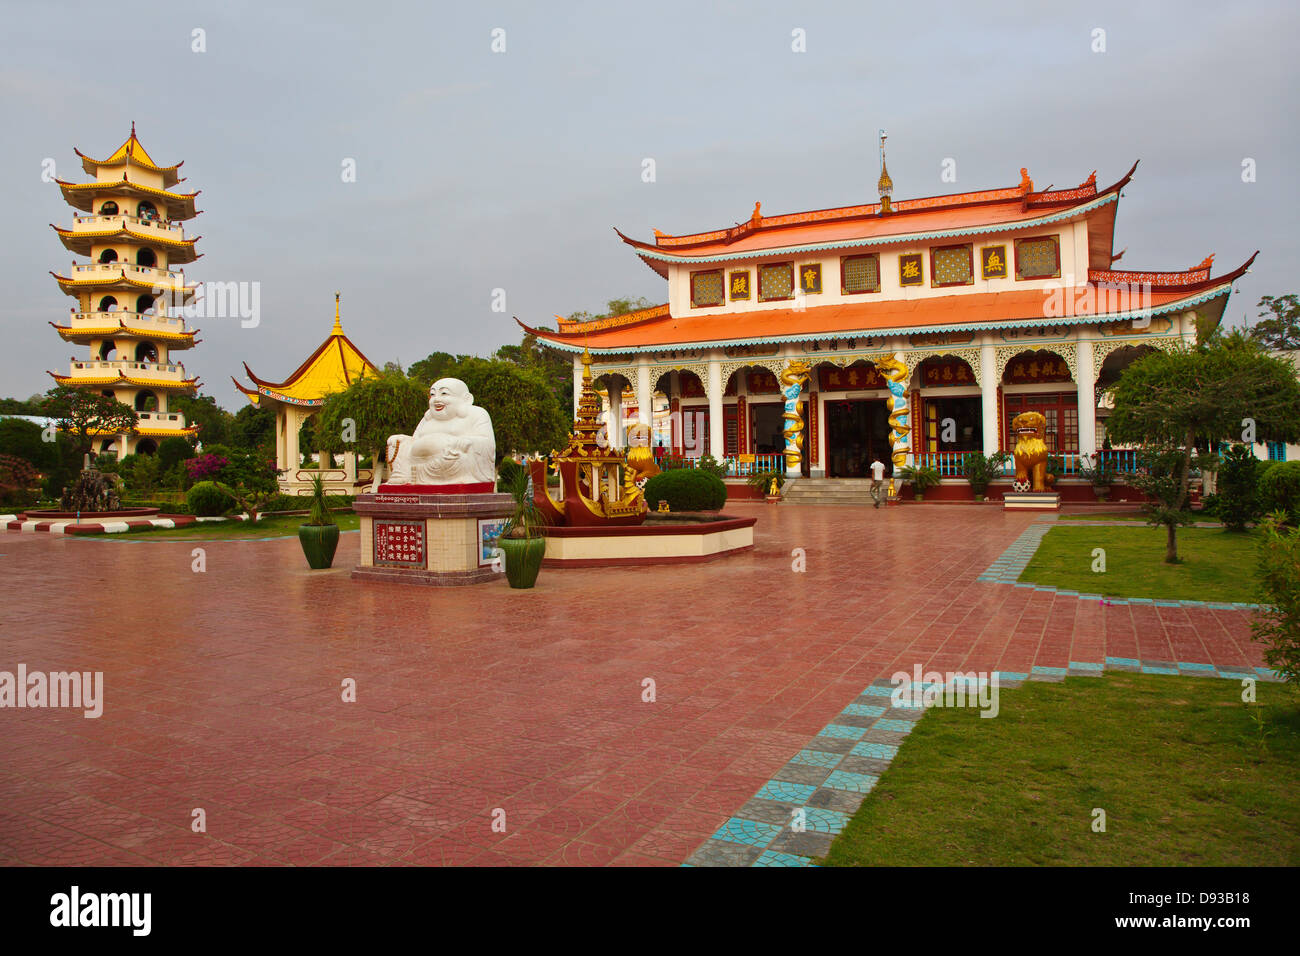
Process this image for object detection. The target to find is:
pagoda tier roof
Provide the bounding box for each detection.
[75,127,184,187]
[47,370,200,391]
[83,424,202,438]
[232,299,378,407]
[51,223,201,262]
[49,320,198,347]
[51,271,195,300]
[54,177,199,220]
[618,164,1137,276]
[523,252,1256,354]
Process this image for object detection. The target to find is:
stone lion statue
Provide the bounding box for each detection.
[384,378,496,486]
[1011,411,1054,492]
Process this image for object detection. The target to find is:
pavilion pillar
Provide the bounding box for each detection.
[707,359,723,459]
[636,362,652,428]
[980,343,999,455]
[275,409,287,471]
[285,409,301,475]
[573,357,582,418]
[1076,339,1097,457]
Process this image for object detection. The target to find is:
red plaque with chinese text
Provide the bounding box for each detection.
[374,519,426,567]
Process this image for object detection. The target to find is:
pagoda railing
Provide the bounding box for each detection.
[72,213,184,237]
[136,412,187,427]
[67,359,187,381]
[72,261,184,283]
[69,311,189,331]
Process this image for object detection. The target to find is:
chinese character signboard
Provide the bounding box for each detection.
[1004,355,1072,384]
[818,363,884,391]
[920,357,976,387]
[374,519,426,567]
[746,371,781,394]
[729,270,750,300]
[899,253,924,286]
[799,263,822,294]
[981,245,1008,279]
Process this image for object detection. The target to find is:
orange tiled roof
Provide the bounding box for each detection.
[523,252,1256,353]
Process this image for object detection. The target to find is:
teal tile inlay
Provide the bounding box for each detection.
[798,807,849,834]
[1032,666,1068,676]
[1105,657,1140,667]
[1068,661,1104,671]
[818,723,867,740]
[999,672,1029,681]
[850,741,898,760]
[823,770,878,793]
[861,685,895,697]
[1178,662,1217,672]
[754,850,814,867]
[756,780,817,803]
[1141,665,1178,675]
[874,719,915,734]
[713,817,782,847]
[841,703,886,718]
[791,749,842,768]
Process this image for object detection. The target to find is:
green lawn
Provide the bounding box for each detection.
[107,513,360,540]
[822,674,1300,866]
[1020,525,1259,602]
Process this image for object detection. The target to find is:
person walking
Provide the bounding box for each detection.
[870,457,886,508]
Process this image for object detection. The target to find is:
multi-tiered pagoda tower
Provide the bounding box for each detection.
[47,126,202,457]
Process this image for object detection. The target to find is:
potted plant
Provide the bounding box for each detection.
[496,464,548,589]
[298,473,340,569]
[899,464,942,502]
[747,469,785,502]
[1078,453,1117,501]
[961,451,1011,502]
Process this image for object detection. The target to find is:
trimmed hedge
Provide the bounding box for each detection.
[643,468,726,512]
[186,481,233,516]
[1259,461,1300,523]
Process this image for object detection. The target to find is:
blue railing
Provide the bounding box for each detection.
[669,453,785,476]
[914,449,1141,479]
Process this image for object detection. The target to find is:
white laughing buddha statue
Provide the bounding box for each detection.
[384,378,496,487]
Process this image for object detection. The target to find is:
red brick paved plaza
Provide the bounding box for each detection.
[0,504,1264,865]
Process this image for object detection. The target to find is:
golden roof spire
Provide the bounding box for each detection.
[877,129,893,214]
[332,292,342,335]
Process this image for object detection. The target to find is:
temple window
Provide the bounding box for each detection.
[136,248,157,267]
[97,295,119,312]
[135,390,158,412]
[690,269,724,308]
[135,341,159,363]
[97,249,119,264]
[931,243,974,287]
[758,263,794,301]
[841,254,880,294]
[99,201,118,215]
[98,344,117,361]
[136,201,159,221]
[1014,235,1061,279]
[136,295,156,314]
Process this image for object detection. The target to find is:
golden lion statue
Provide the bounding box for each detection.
[1011,411,1055,492]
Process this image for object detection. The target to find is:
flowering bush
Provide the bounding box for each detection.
[185,453,229,482]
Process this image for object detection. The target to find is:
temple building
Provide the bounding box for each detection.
[232,295,378,495]
[47,126,203,456]
[523,151,1256,494]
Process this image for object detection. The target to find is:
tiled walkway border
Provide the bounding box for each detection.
[686,660,1282,868]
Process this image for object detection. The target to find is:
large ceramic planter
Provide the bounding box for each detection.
[299,523,340,569]
[499,535,546,589]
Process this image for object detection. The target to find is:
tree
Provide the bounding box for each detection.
[171,393,233,446]
[1106,331,1300,562]
[450,357,569,462]
[315,369,429,466]
[408,351,468,388]
[1250,294,1300,351]
[43,386,138,461]
[1252,514,1300,683]
[230,403,275,452]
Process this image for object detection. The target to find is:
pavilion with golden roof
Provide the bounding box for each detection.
[232,294,378,494]
[521,143,1257,497]
[47,126,203,456]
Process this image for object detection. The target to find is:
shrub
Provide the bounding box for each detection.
[1218,444,1261,531]
[900,464,942,496]
[1252,514,1300,682]
[157,436,196,474]
[695,454,729,479]
[1258,461,1300,525]
[498,458,524,489]
[186,480,233,516]
[643,468,726,512]
[185,452,230,483]
[963,451,1011,497]
[746,469,785,494]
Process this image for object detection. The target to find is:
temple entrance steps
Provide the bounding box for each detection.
[780,478,876,505]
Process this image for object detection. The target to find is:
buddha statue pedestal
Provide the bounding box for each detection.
[351,489,514,586]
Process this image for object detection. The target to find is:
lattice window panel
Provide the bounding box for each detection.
[933,245,972,286]
[1016,237,1060,279]
[759,264,794,301]
[842,255,880,293]
[691,270,724,307]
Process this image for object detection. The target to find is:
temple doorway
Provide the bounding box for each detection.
[825,399,891,478]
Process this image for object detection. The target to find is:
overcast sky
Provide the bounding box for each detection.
[2,0,1296,410]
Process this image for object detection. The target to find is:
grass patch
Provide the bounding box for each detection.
[822,674,1300,866]
[108,513,360,540]
[1020,525,1258,602]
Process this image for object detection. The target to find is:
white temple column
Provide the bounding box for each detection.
[344,450,357,483]
[1076,338,1097,457]
[285,408,301,474]
[609,376,625,449]
[636,361,652,428]
[980,343,999,455]
[707,358,723,459]
[573,356,582,418]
